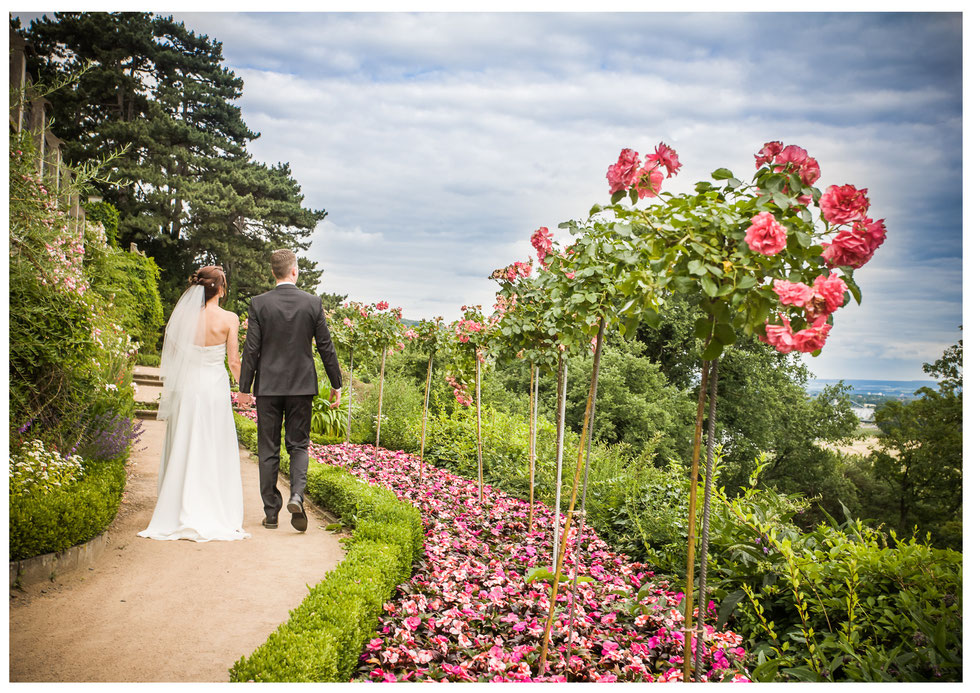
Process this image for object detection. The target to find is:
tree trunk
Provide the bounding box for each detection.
[694,358,720,680]
[529,364,538,531]
[475,345,484,504]
[683,358,712,682]
[419,352,433,479]
[552,355,567,571]
[345,348,355,443]
[375,347,386,447]
[565,369,599,671]
[537,318,605,677]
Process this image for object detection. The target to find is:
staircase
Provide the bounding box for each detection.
[133,366,162,420]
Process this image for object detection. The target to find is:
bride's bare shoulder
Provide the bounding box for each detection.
[222,308,240,324]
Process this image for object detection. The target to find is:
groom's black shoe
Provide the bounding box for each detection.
[262,514,278,529]
[287,495,307,532]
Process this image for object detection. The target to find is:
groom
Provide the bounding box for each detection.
[239,249,343,531]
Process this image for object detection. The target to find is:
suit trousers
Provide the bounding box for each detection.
[255,394,314,516]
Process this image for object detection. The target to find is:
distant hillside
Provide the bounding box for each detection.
[807,379,937,398]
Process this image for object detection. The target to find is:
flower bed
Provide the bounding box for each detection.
[311,443,750,682]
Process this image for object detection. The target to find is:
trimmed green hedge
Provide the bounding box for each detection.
[9,457,127,562]
[229,413,423,682]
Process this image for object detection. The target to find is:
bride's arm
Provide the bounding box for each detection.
[226,313,242,384]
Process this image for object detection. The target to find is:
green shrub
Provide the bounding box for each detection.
[705,462,962,682]
[230,413,422,682]
[136,353,161,367]
[86,246,165,353]
[82,200,120,247]
[9,455,127,561]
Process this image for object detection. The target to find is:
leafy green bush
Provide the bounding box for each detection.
[9,455,127,561]
[85,242,165,353]
[706,462,962,682]
[136,353,161,367]
[82,200,120,246]
[230,413,422,682]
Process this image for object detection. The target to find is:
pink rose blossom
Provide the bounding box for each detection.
[376,301,389,311]
[819,184,870,225]
[798,157,821,186]
[565,271,576,280]
[635,161,665,199]
[646,142,682,178]
[772,279,814,307]
[744,211,788,256]
[772,144,808,168]
[792,316,832,353]
[530,227,554,266]
[812,273,848,314]
[754,141,784,168]
[606,148,641,194]
[821,217,886,269]
[760,314,795,353]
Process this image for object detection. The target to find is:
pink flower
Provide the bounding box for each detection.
[821,217,886,269]
[635,160,665,199]
[406,616,421,631]
[798,157,821,186]
[760,314,795,353]
[858,216,888,253]
[376,301,389,311]
[772,144,808,168]
[647,142,682,178]
[812,273,848,314]
[565,271,576,280]
[343,317,353,328]
[754,141,784,168]
[792,316,832,353]
[772,280,814,308]
[606,148,640,194]
[744,211,787,256]
[819,184,870,225]
[530,227,554,266]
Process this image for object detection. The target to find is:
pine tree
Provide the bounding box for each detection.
[19,12,325,311]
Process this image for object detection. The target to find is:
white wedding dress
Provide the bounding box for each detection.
[139,291,250,542]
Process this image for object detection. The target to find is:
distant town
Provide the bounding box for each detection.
[807,379,938,423]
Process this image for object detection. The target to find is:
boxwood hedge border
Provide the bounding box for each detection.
[229,413,423,682]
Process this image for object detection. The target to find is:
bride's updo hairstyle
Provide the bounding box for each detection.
[189,265,227,303]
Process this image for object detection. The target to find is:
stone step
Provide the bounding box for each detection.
[134,409,159,420]
[133,374,163,386]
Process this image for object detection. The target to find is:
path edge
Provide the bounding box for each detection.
[9,531,110,589]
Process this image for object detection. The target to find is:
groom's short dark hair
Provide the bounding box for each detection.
[271,249,297,280]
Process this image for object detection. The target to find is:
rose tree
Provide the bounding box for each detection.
[593,140,887,680]
[407,316,451,474]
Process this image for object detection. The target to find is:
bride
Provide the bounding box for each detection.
[138,266,250,542]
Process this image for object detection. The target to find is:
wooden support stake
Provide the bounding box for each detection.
[537,318,605,677]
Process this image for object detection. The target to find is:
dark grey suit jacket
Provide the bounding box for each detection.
[239,283,342,396]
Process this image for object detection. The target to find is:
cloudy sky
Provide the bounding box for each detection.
[16,10,964,381]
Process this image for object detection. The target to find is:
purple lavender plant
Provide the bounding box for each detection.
[79,412,144,462]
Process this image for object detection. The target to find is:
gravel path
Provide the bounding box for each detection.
[9,374,346,682]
